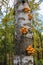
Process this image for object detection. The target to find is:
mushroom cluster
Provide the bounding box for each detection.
[23,7,30,13]
[26,45,35,55]
[20,27,28,35]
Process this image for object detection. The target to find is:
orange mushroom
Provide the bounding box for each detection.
[26,45,35,54]
[27,51,32,54]
[28,14,33,20]
[20,27,28,35]
[32,49,35,52]
[23,7,30,13]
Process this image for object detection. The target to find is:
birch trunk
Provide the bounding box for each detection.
[14,0,34,65]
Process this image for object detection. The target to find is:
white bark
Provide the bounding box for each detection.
[15,0,33,55]
[14,0,34,65]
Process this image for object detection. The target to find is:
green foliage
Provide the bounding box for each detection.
[29,0,41,12]
[38,59,43,65]
[0,8,14,61]
[2,8,14,24]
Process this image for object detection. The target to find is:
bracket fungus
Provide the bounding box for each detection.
[20,27,28,35]
[28,14,33,20]
[23,7,30,13]
[26,45,35,55]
